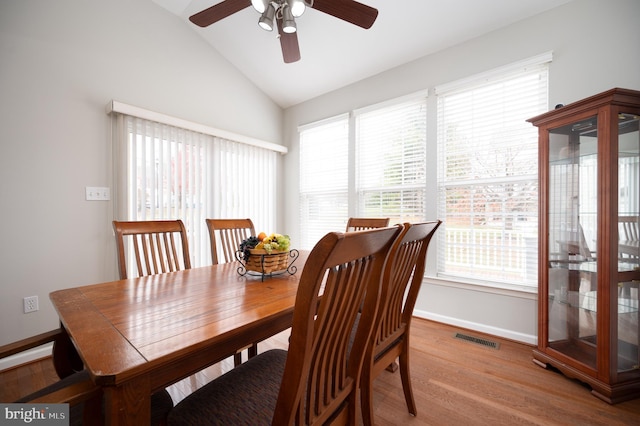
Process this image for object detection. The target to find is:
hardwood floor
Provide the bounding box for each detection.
[2,319,639,425]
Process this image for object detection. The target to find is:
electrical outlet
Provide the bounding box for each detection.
[24,295,39,313]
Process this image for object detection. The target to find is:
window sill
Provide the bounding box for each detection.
[423,275,537,299]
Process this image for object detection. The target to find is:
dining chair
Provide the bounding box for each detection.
[112,219,191,280]
[618,215,640,259]
[360,220,441,424]
[205,218,258,366]
[0,328,173,426]
[345,217,390,231]
[167,225,403,425]
[205,218,256,265]
[617,216,639,298]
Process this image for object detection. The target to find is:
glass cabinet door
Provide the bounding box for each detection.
[617,112,639,374]
[547,115,598,369]
[531,89,640,403]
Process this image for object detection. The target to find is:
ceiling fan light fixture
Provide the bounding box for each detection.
[251,0,270,14]
[281,4,296,33]
[189,0,378,64]
[258,4,276,31]
[287,0,306,17]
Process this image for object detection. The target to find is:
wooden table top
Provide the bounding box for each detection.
[50,252,308,389]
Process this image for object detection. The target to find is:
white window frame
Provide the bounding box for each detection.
[435,52,551,289]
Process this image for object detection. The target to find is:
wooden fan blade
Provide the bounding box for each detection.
[311,0,378,29]
[277,19,301,63]
[189,0,251,27]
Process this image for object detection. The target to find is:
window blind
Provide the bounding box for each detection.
[436,55,550,287]
[299,115,349,249]
[355,98,427,224]
[115,115,277,267]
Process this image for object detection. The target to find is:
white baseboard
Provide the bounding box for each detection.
[414,309,537,345]
[0,343,53,372]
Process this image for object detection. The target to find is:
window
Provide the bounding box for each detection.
[299,115,349,249]
[436,53,550,288]
[356,99,427,224]
[298,95,428,250]
[113,109,279,267]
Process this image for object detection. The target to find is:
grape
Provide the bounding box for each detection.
[240,234,290,257]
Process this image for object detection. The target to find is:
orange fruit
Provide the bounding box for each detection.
[257,232,267,241]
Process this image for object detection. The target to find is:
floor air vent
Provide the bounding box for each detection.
[454,332,500,350]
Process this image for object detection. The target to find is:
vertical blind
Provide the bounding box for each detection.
[299,115,349,249]
[436,54,550,287]
[355,98,427,224]
[115,114,277,267]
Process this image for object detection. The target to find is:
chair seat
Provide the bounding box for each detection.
[168,349,287,425]
[150,389,175,426]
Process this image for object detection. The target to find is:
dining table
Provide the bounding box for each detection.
[49,250,308,425]
[619,239,640,260]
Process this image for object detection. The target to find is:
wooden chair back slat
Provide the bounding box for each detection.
[619,215,640,241]
[112,220,191,279]
[149,234,159,274]
[167,233,180,271]
[273,225,402,425]
[133,238,144,276]
[345,217,390,232]
[206,219,256,264]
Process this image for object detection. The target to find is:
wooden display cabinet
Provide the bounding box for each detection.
[528,88,640,403]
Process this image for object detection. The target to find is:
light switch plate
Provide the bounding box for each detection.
[86,186,110,201]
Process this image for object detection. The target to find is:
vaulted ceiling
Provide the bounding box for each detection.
[152,0,572,108]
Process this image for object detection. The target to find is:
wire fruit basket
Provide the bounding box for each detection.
[236,248,299,281]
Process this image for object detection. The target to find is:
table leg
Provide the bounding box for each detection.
[103,375,151,426]
[52,327,84,378]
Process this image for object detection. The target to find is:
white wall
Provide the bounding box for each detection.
[283,0,640,343]
[0,0,283,348]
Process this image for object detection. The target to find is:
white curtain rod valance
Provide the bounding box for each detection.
[106,100,288,155]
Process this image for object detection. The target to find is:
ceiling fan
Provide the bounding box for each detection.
[189,0,378,63]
